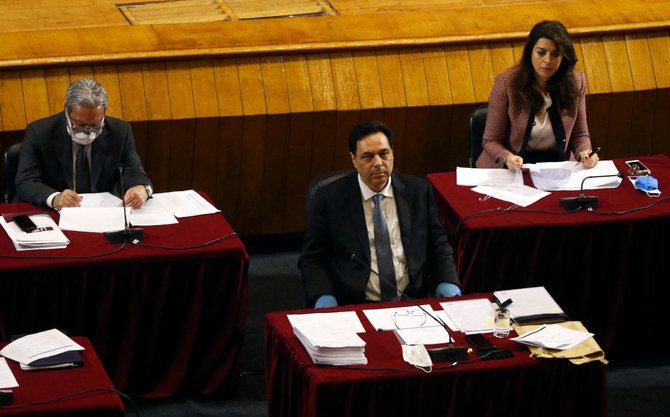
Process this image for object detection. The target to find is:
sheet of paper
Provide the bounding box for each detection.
[287,311,365,333]
[527,160,622,191]
[0,329,84,366]
[78,192,122,207]
[151,190,220,218]
[394,325,452,345]
[0,358,18,389]
[456,166,523,187]
[471,184,551,207]
[440,298,497,334]
[362,304,443,331]
[512,324,593,350]
[129,197,178,226]
[59,207,129,233]
[493,286,565,321]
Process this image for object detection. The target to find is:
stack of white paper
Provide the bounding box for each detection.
[0,329,85,366]
[0,213,70,250]
[288,311,367,365]
[363,305,452,345]
[493,286,567,325]
[439,298,497,334]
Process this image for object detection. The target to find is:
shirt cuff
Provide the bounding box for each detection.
[46,192,59,209]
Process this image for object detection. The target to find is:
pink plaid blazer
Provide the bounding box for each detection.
[475,66,592,168]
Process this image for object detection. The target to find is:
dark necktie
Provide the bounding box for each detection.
[372,193,397,301]
[76,145,91,193]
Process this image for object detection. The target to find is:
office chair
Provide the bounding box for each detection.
[2,142,22,203]
[468,104,488,167]
[306,168,354,207]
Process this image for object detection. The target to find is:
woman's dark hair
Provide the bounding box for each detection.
[348,120,394,154]
[512,20,579,112]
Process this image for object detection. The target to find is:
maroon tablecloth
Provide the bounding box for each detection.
[427,155,670,358]
[0,195,249,398]
[0,336,124,416]
[265,295,606,417]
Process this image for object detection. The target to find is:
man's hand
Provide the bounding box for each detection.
[124,185,149,209]
[54,189,82,210]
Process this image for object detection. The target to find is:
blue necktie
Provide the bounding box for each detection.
[372,194,397,301]
[76,145,91,193]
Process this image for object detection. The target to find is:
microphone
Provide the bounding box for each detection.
[559,172,624,211]
[104,167,144,244]
[349,252,469,361]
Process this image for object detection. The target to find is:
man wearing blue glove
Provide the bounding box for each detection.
[299,120,461,308]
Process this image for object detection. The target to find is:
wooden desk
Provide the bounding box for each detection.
[265,295,606,417]
[0,336,124,416]
[427,155,670,359]
[0,196,249,398]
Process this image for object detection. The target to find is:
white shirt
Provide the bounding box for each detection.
[527,92,556,152]
[357,174,409,301]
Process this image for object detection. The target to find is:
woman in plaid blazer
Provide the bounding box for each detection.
[476,21,599,171]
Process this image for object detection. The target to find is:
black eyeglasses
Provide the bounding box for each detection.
[70,117,105,135]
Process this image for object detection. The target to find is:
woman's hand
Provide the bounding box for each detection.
[504,154,523,171]
[578,149,599,169]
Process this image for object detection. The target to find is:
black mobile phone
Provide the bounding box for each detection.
[465,333,495,353]
[13,215,38,232]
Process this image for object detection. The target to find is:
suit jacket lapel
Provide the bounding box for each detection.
[55,119,75,189]
[392,172,412,250]
[90,130,110,193]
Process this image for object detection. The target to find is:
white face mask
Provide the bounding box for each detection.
[401,344,433,372]
[65,110,103,146]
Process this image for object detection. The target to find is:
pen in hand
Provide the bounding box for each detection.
[576,146,601,165]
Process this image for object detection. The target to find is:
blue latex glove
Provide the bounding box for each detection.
[314,294,338,309]
[435,282,462,298]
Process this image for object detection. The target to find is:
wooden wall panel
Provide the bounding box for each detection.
[142,62,172,120]
[353,51,383,109]
[237,115,266,234]
[166,61,196,119]
[44,67,70,114]
[489,43,515,77]
[213,58,244,117]
[467,45,495,103]
[602,36,634,92]
[628,90,656,157]
[399,50,429,107]
[189,59,220,118]
[376,50,407,108]
[648,32,670,88]
[585,94,612,160]
[20,69,50,124]
[422,47,453,106]
[625,34,656,91]
[0,71,25,131]
[330,52,360,110]
[284,55,314,114]
[216,116,244,226]
[306,54,337,111]
[283,113,316,232]
[192,118,220,193]
[310,111,339,176]
[260,56,290,114]
[580,37,612,94]
[444,46,475,104]
[651,89,670,156]
[117,63,148,122]
[238,57,267,116]
[168,119,196,190]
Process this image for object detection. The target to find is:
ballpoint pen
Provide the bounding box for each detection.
[576,146,601,165]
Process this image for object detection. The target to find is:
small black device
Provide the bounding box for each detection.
[465,333,496,353]
[625,160,651,176]
[12,214,38,232]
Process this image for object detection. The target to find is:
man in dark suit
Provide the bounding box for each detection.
[15,79,152,210]
[299,120,461,308]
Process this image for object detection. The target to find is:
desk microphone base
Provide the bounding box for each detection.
[560,196,599,211]
[104,228,144,244]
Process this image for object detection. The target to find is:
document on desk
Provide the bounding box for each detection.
[456,166,523,187]
[471,184,550,207]
[493,286,567,325]
[525,160,622,191]
[511,323,593,350]
[362,305,443,331]
[0,358,18,389]
[0,213,70,250]
[152,190,220,218]
[59,207,129,233]
[440,298,497,334]
[0,329,84,366]
[287,311,365,333]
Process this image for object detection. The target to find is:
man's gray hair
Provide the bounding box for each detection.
[65,79,108,112]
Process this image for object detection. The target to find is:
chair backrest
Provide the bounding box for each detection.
[306,169,354,206]
[2,142,22,203]
[468,104,488,167]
